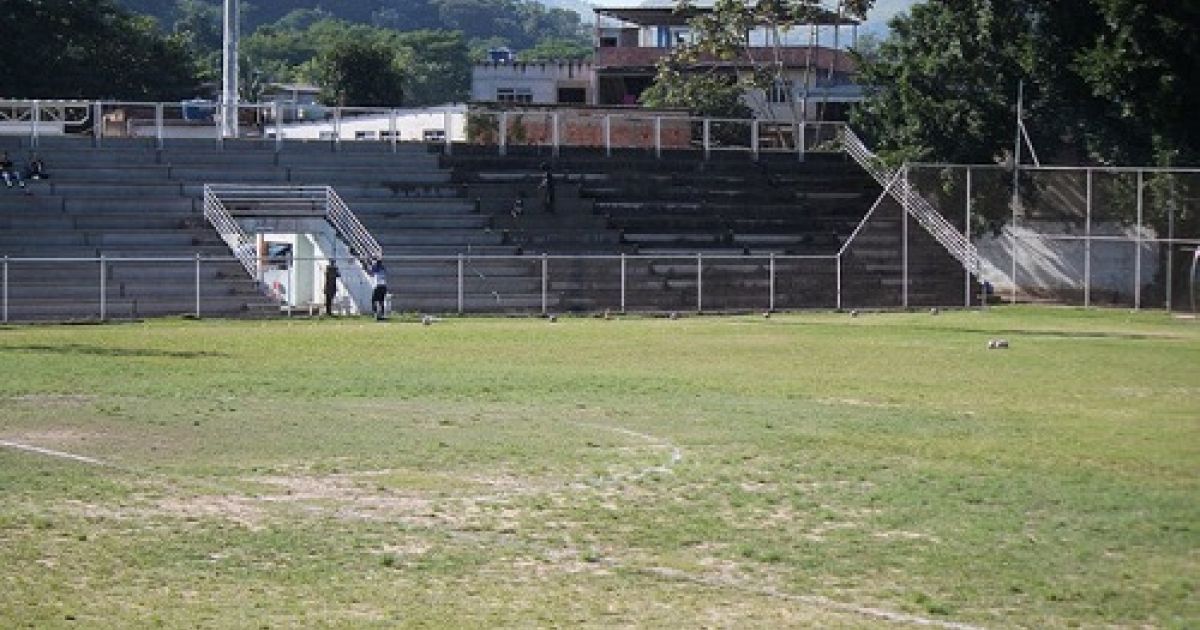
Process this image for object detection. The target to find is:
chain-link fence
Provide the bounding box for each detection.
[1,254,861,322]
[901,165,1200,310]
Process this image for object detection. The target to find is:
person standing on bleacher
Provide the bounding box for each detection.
[24,154,48,180]
[0,151,27,190]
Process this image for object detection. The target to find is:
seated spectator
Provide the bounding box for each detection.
[24,154,48,180]
[0,151,26,189]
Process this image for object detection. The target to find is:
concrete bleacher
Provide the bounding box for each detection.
[0,135,553,319]
[0,134,971,320]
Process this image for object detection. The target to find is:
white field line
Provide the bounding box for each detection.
[573,422,684,480]
[0,439,109,467]
[642,566,987,630]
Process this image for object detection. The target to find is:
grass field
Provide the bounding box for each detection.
[0,308,1196,628]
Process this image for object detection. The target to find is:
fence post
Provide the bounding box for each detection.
[965,167,973,308]
[215,105,223,150]
[1167,190,1175,312]
[769,253,775,312]
[274,102,283,153]
[499,112,508,157]
[1135,170,1143,310]
[333,107,342,151]
[541,253,549,316]
[902,166,910,309]
[836,254,842,310]
[457,254,464,314]
[798,121,806,162]
[654,117,662,160]
[703,119,711,161]
[751,119,759,161]
[1084,168,1092,307]
[99,254,106,321]
[195,253,202,319]
[31,100,40,148]
[2,255,7,323]
[552,112,560,158]
[604,114,611,158]
[696,253,703,313]
[620,254,627,313]
[390,109,398,154]
[93,101,103,148]
[155,103,164,150]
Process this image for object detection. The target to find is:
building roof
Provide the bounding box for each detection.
[595,45,856,73]
[594,1,859,28]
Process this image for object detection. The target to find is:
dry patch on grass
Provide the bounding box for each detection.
[6,394,98,407]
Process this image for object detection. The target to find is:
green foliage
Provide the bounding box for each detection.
[646,1,874,118]
[517,37,592,62]
[852,0,1199,168]
[640,69,751,119]
[0,0,200,100]
[315,38,406,106]
[115,0,589,50]
[393,30,471,106]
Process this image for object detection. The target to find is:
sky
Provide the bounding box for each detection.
[860,0,920,35]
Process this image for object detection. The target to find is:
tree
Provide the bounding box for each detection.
[394,30,471,106]
[850,1,1038,165]
[644,0,874,117]
[851,0,1199,167]
[173,0,223,81]
[316,38,406,106]
[518,37,592,62]
[0,0,199,99]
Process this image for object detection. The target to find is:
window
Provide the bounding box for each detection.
[354,130,376,140]
[768,80,794,104]
[557,87,586,104]
[422,129,446,142]
[318,131,336,141]
[496,87,533,103]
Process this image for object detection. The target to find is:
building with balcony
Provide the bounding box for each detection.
[470,0,865,122]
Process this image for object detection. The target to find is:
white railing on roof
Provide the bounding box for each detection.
[839,127,982,277]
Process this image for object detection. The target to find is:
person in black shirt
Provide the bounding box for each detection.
[539,161,555,213]
[323,260,340,316]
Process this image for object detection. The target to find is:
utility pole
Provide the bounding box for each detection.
[221,0,240,138]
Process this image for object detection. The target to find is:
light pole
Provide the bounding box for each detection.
[221,0,240,138]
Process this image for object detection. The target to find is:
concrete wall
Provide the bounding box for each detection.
[472,62,593,104]
[975,221,1159,298]
[466,106,693,149]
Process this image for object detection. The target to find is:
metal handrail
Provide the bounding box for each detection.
[839,127,981,275]
[203,183,382,270]
[325,187,382,266]
[201,185,258,278]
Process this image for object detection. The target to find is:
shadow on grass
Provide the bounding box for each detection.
[1,344,227,359]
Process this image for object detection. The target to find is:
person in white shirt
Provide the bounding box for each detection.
[368,259,388,320]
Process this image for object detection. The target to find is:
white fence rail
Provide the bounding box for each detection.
[2,248,1196,323]
[0,99,846,160]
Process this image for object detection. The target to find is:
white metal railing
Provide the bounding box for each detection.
[2,250,1196,322]
[0,98,851,160]
[325,188,383,266]
[201,186,258,278]
[203,184,382,269]
[839,127,982,277]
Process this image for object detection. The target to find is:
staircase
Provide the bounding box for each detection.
[839,128,987,280]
